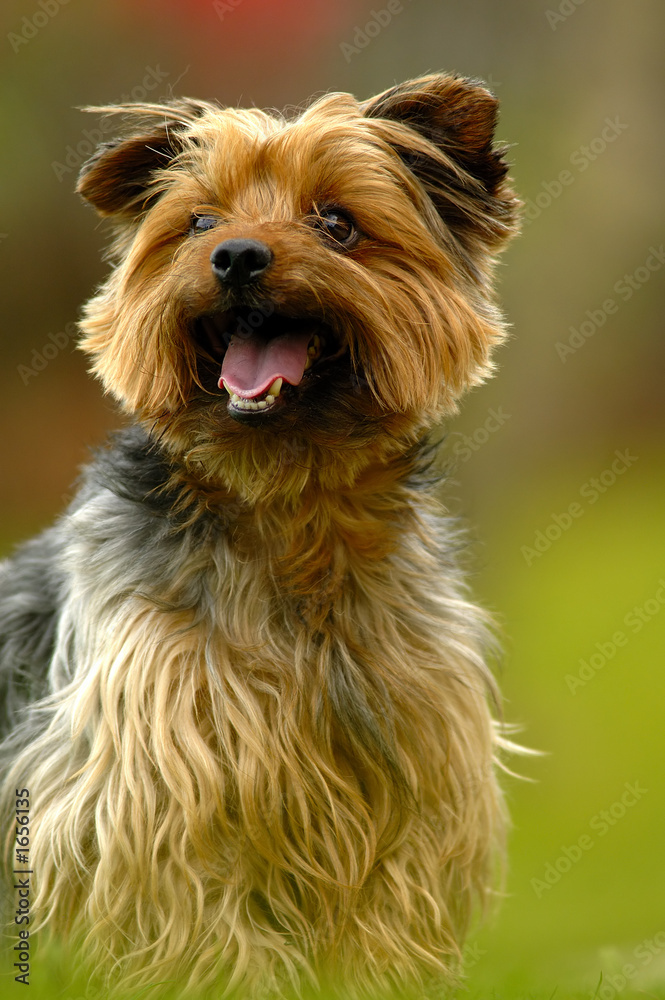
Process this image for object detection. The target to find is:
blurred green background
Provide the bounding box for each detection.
[1,1,664,997]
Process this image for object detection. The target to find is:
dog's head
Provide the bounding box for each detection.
[78,74,519,499]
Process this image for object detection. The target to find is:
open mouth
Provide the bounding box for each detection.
[197,308,340,420]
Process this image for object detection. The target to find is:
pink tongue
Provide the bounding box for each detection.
[219,329,313,399]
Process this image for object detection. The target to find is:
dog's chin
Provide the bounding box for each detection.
[194,306,348,425]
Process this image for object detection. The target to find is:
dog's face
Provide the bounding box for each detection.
[78,74,519,499]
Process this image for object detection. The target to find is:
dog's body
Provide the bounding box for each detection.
[1,75,519,996]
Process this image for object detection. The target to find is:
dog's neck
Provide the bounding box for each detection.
[226,453,440,629]
[108,422,442,628]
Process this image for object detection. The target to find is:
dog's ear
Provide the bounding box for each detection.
[77,100,209,218]
[362,73,507,192]
[362,74,519,251]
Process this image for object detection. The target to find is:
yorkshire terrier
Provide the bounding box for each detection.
[1,74,520,997]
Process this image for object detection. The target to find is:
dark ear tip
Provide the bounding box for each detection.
[76,141,122,195]
[362,71,509,185]
[363,73,503,148]
[74,101,210,216]
[75,133,182,216]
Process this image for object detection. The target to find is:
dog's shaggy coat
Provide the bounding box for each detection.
[1,74,520,997]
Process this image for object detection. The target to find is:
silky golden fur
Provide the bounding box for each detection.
[1,74,521,997]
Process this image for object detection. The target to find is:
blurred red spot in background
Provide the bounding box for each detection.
[116,0,359,51]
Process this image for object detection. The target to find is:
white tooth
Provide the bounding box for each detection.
[231,393,240,403]
[265,394,275,404]
[257,400,267,409]
[268,377,283,397]
[249,401,258,410]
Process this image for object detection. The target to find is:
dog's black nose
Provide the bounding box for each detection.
[210,239,272,287]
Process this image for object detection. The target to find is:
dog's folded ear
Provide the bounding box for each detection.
[77,100,209,218]
[362,73,507,192]
[362,74,519,252]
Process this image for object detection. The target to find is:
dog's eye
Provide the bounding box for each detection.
[191,214,220,235]
[313,208,357,247]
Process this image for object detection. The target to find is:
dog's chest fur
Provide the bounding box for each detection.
[2,428,496,990]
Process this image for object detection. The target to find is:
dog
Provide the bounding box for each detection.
[1,73,520,997]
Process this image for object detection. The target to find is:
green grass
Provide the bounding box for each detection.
[460,447,665,999]
[3,946,665,1000]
